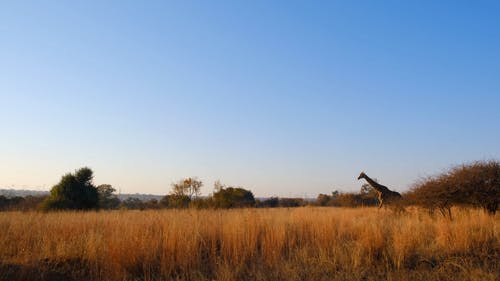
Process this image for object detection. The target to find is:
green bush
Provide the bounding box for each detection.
[212,187,255,208]
[40,167,99,211]
[97,184,120,210]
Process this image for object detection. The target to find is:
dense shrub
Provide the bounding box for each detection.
[166,194,191,208]
[18,195,48,211]
[256,197,279,208]
[159,178,203,208]
[407,160,500,216]
[315,193,332,206]
[314,186,378,208]
[97,184,120,210]
[0,195,24,211]
[212,187,255,208]
[450,160,500,214]
[405,176,455,218]
[190,197,212,209]
[40,167,99,211]
[160,195,171,208]
[0,195,48,211]
[278,197,306,207]
[144,199,161,209]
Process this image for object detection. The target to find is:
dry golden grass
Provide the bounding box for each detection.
[0,207,498,281]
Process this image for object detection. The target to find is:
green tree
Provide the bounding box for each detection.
[97,184,120,210]
[212,183,255,208]
[165,177,203,208]
[40,167,99,211]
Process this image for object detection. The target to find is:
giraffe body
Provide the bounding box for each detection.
[358,172,402,209]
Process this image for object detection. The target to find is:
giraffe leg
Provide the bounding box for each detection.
[378,201,383,209]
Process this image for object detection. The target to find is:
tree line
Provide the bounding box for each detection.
[1,160,498,215]
[0,168,309,211]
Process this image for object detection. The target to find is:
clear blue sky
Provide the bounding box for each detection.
[1,1,499,197]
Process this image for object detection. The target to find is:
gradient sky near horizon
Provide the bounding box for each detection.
[1,1,499,197]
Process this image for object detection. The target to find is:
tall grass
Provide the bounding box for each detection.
[0,207,498,281]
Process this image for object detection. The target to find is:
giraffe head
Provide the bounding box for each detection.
[357,172,366,180]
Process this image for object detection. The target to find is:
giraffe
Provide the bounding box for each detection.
[357,172,402,209]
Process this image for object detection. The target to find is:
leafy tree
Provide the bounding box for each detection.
[407,160,500,216]
[97,184,121,210]
[171,178,202,199]
[164,177,203,208]
[406,176,455,218]
[212,183,255,208]
[40,167,99,211]
[449,160,500,215]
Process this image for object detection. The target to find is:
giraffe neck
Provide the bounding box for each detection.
[363,174,386,193]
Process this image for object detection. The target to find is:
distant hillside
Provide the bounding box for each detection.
[0,189,163,201]
[0,189,49,197]
[116,193,164,201]
[1,189,313,202]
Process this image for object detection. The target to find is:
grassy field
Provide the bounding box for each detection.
[0,207,498,281]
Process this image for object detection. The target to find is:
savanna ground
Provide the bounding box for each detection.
[0,207,498,281]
